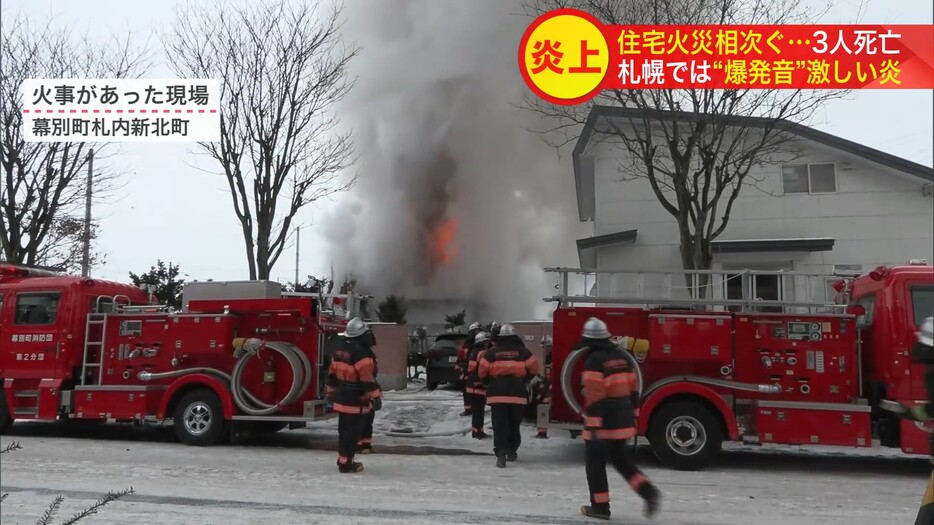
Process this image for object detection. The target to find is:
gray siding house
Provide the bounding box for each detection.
[571,106,934,305]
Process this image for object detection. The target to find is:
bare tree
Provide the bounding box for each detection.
[33,215,105,274]
[0,12,149,271]
[522,0,855,296]
[164,0,359,280]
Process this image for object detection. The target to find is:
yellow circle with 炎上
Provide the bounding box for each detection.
[522,14,609,102]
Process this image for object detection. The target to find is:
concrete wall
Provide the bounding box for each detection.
[585,135,934,301]
[511,321,552,374]
[369,323,409,391]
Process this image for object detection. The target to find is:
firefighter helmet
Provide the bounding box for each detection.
[340,317,367,338]
[469,322,481,332]
[920,317,934,348]
[474,332,491,345]
[499,323,516,337]
[582,317,611,339]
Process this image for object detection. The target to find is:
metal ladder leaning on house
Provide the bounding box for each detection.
[543,267,863,314]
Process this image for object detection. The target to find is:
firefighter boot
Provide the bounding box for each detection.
[580,505,611,520]
[495,451,507,468]
[472,431,489,439]
[505,450,518,462]
[357,444,372,455]
[639,483,662,520]
[338,461,364,473]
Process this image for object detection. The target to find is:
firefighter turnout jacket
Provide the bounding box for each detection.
[478,335,538,404]
[456,332,478,380]
[465,343,488,396]
[326,337,382,414]
[581,338,639,441]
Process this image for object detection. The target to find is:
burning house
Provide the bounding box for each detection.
[320,0,587,331]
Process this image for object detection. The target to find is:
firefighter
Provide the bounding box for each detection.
[457,322,482,417]
[325,317,382,473]
[882,317,934,524]
[466,331,492,439]
[357,328,380,455]
[577,317,660,521]
[478,323,538,468]
[916,317,934,525]
[490,322,502,344]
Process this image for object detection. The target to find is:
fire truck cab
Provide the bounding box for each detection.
[0,263,354,446]
[542,261,934,471]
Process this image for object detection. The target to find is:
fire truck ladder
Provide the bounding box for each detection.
[81,312,107,386]
[544,267,861,313]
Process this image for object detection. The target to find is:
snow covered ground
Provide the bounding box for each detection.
[1,385,930,524]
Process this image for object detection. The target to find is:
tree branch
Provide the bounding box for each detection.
[163,0,358,279]
[521,0,853,277]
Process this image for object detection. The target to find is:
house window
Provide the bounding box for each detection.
[724,272,784,313]
[782,163,837,194]
[14,292,60,325]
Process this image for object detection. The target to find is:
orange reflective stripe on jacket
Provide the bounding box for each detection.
[480,338,536,405]
[582,370,605,407]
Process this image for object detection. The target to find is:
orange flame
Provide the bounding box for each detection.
[430,218,458,266]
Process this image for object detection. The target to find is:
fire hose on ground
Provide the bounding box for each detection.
[384,428,471,438]
[138,339,312,416]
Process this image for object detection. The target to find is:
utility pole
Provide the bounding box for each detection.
[81,149,94,277]
[294,226,300,287]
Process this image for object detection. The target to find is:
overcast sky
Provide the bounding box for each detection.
[4,0,933,288]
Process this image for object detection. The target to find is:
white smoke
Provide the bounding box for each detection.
[321,0,585,321]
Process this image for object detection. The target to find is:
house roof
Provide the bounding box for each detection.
[572,106,934,222]
[577,229,638,267]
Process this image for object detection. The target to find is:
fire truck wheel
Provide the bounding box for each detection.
[173,388,227,446]
[647,401,723,471]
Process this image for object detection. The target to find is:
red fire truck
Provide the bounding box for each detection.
[540,261,934,470]
[0,263,361,446]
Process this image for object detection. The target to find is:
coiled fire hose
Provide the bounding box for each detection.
[559,339,645,417]
[559,338,781,417]
[138,339,312,416]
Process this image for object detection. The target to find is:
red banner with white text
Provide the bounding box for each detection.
[518,9,934,105]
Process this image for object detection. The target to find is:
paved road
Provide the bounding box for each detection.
[1,418,928,525]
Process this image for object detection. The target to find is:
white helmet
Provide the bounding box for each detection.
[582,317,611,339]
[340,317,367,338]
[468,322,481,332]
[919,317,934,348]
[499,323,516,337]
[474,332,491,345]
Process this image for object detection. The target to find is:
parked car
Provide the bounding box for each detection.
[425,332,468,390]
